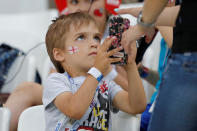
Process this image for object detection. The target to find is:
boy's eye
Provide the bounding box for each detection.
[70,0,78,5]
[76,35,85,41]
[94,36,101,43]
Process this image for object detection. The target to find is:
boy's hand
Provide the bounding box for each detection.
[125,41,137,65]
[94,37,122,74]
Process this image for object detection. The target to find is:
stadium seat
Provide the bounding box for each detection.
[18,105,45,131]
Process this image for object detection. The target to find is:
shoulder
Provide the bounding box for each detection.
[43,72,72,107]
[44,72,71,89]
[48,72,65,79]
[47,72,69,82]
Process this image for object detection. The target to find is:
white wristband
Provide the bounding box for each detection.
[104,66,118,80]
[87,67,103,82]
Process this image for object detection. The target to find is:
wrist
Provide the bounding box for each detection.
[87,67,103,82]
[104,65,118,80]
[124,61,136,70]
[137,11,155,28]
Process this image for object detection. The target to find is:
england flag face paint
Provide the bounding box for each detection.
[68,46,79,54]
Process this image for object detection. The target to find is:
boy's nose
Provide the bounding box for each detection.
[90,41,98,48]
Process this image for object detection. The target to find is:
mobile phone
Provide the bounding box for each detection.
[108,16,130,65]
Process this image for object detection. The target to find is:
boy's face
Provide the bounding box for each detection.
[67,0,108,33]
[62,22,102,72]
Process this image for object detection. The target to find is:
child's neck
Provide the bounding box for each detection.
[66,68,88,78]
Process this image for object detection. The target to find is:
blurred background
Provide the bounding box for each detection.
[0,0,139,13]
[0,1,163,131]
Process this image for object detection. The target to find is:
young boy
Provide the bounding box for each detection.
[43,12,146,131]
[4,1,127,131]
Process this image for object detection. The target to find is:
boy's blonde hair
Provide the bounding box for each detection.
[45,12,99,73]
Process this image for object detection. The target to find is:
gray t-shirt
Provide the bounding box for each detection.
[43,72,122,131]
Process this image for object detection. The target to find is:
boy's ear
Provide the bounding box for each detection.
[53,48,65,62]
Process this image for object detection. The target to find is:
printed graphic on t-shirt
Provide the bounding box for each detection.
[66,81,110,131]
[81,81,109,131]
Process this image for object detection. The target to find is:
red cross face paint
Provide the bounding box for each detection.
[68,46,79,54]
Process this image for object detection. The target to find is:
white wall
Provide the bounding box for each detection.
[0,0,49,14]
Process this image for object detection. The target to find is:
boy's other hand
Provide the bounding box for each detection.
[125,41,137,65]
[94,37,122,74]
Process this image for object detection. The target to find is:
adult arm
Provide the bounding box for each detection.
[117,5,180,27]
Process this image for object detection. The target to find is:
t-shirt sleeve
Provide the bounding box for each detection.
[108,80,122,113]
[108,80,122,103]
[42,73,71,108]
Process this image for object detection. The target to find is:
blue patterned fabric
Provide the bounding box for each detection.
[0,43,24,91]
[140,39,170,131]
[150,39,171,103]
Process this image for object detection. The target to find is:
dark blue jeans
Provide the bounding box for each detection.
[148,53,197,131]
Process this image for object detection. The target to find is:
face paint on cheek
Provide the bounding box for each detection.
[68,46,79,54]
[94,8,104,17]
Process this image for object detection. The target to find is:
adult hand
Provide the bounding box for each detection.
[125,41,137,64]
[121,24,154,53]
[115,8,155,46]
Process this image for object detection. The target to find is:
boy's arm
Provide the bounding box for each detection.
[113,62,147,114]
[54,75,98,120]
[114,66,128,91]
[115,63,159,90]
[113,41,147,114]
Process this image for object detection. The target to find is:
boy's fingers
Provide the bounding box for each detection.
[102,36,116,51]
[109,57,122,64]
[107,46,123,57]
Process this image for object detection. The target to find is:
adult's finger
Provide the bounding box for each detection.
[115,8,133,15]
[115,7,142,17]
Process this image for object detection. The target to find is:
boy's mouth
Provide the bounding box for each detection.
[88,52,97,56]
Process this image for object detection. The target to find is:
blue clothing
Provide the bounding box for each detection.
[150,39,171,103]
[140,104,152,131]
[140,39,170,131]
[148,53,197,131]
[0,43,24,91]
